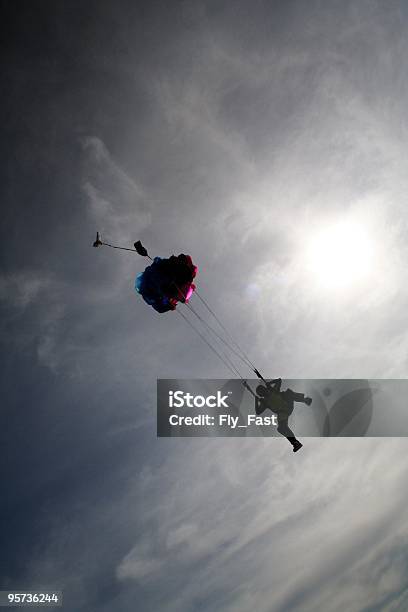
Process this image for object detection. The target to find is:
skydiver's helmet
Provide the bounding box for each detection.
[256,385,268,397]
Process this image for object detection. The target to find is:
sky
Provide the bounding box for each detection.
[2,0,408,610]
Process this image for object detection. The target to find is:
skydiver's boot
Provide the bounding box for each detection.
[288,438,303,452]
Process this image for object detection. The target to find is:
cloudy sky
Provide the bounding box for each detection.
[2,1,408,610]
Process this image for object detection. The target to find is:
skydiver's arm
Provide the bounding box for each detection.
[266,378,282,391]
[285,390,312,404]
[255,397,267,415]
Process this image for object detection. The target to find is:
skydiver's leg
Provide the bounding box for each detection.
[276,417,296,438]
[277,417,303,452]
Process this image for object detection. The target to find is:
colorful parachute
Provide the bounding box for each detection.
[135,254,197,313]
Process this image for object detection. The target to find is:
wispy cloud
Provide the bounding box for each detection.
[0,271,52,310]
[81,136,152,243]
[114,439,408,612]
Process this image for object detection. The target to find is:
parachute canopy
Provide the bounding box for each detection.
[136,254,197,313]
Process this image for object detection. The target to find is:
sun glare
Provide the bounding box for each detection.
[305,220,374,291]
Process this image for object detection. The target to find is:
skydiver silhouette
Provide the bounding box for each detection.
[254,378,312,452]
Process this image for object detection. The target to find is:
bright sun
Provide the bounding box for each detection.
[305,220,374,291]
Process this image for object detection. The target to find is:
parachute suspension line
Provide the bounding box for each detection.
[183,306,248,380]
[168,279,250,379]
[177,310,245,381]
[177,310,244,380]
[185,302,254,372]
[101,242,141,253]
[213,348,245,381]
[193,290,257,371]
[102,242,153,260]
[168,281,254,375]
[242,380,257,398]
